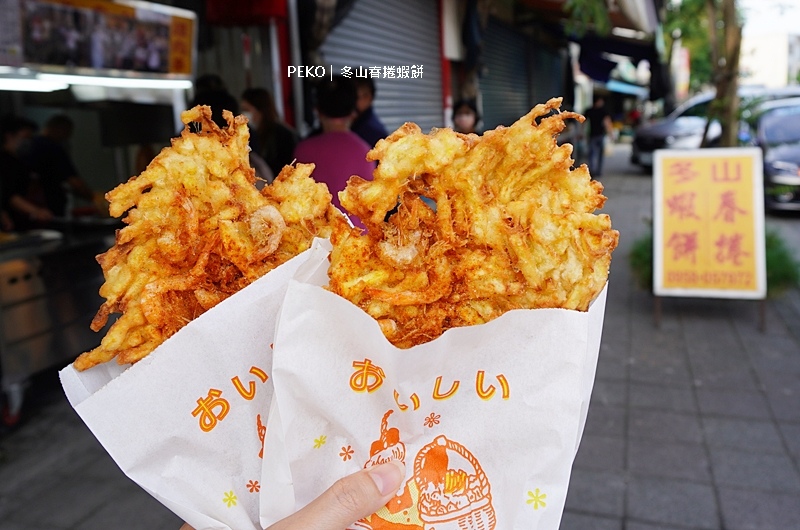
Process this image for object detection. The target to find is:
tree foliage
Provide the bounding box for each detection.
[665,0,743,147]
[663,0,713,91]
[564,0,743,147]
[562,0,611,36]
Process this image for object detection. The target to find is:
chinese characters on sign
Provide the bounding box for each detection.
[169,16,195,74]
[654,148,766,299]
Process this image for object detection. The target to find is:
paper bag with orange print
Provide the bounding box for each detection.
[59,247,316,530]
[260,240,607,530]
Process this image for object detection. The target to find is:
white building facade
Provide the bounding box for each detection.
[740,32,800,87]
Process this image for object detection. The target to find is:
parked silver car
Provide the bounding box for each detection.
[746,97,800,211]
[631,86,800,168]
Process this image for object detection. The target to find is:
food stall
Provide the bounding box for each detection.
[0,223,118,424]
[0,0,197,424]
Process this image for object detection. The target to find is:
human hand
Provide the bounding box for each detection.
[179,460,405,530]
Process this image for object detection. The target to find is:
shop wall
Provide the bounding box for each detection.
[481,18,529,129]
[319,0,444,133]
[196,26,277,113]
[529,46,565,109]
[481,17,568,129]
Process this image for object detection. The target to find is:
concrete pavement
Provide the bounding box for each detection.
[562,144,800,529]
[1,143,799,529]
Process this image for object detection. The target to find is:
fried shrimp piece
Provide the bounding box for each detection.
[329,98,619,348]
[75,106,336,371]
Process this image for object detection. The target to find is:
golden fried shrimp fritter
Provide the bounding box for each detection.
[329,98,619,348]
[75,106,337,371]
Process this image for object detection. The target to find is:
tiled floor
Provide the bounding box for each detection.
[561,146,800,530]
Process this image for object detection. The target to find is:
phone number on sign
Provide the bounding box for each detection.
[666,270,754,287]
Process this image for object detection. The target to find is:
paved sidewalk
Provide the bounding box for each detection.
[1,144,799,529]
[562,145,800,529]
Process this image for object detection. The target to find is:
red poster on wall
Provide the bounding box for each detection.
[205,0,287,26]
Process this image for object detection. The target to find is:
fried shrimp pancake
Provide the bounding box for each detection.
[75,106,336,371]
[329,98,619,348]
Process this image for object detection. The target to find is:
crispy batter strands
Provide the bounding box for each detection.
[75,106,336,371]
[329,98,619,348]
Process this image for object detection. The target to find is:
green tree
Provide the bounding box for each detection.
[662,0,743,147]
[703,0,743,147]
[564,0,715,90]
[663,0,713,91]
[563,0,611,36]
[564,0,743,147]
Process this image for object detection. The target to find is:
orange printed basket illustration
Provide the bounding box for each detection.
[413,435,496,530]
[358,410,423,529]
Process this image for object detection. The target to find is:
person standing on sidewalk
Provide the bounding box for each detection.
[584,96,614,177]
[0,115,55,231]
[240,87,298,178]
[351,76,388,147]
[452,99,480,135]
[25,114,95,217]
[294,75,376,228]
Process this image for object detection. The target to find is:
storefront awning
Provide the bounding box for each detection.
[574,33,669,100]
[606,79,649,98]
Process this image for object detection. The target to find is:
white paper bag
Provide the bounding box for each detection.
[60,244,322,530]
[261,241,607,529]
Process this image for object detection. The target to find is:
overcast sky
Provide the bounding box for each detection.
[739,0,800,35]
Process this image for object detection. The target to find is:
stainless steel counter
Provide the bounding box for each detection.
[0,227,117,424]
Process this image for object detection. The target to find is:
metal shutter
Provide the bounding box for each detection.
[480,18,530,129]
[319,0,443,133]
[530,46,565,108]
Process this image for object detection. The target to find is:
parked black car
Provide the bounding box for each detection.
[631,86,800,168]
[747,97,800,212]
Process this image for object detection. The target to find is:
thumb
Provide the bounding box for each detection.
[268,460,406,530]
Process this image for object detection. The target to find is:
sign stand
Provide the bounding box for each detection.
[653,294,767,333]
[654,295,662,328]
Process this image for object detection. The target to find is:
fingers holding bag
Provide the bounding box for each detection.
[181,461,406,530]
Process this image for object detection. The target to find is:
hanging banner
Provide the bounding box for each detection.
[7,0,194,75]
[653,147,767,299]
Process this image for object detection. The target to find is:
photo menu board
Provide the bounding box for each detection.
[1,0,194,75]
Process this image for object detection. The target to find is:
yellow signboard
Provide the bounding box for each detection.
[169,15,194,75]
[653,148,766,299]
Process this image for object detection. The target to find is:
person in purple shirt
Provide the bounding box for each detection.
[351,76,389,147]
[294,75,376,228]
